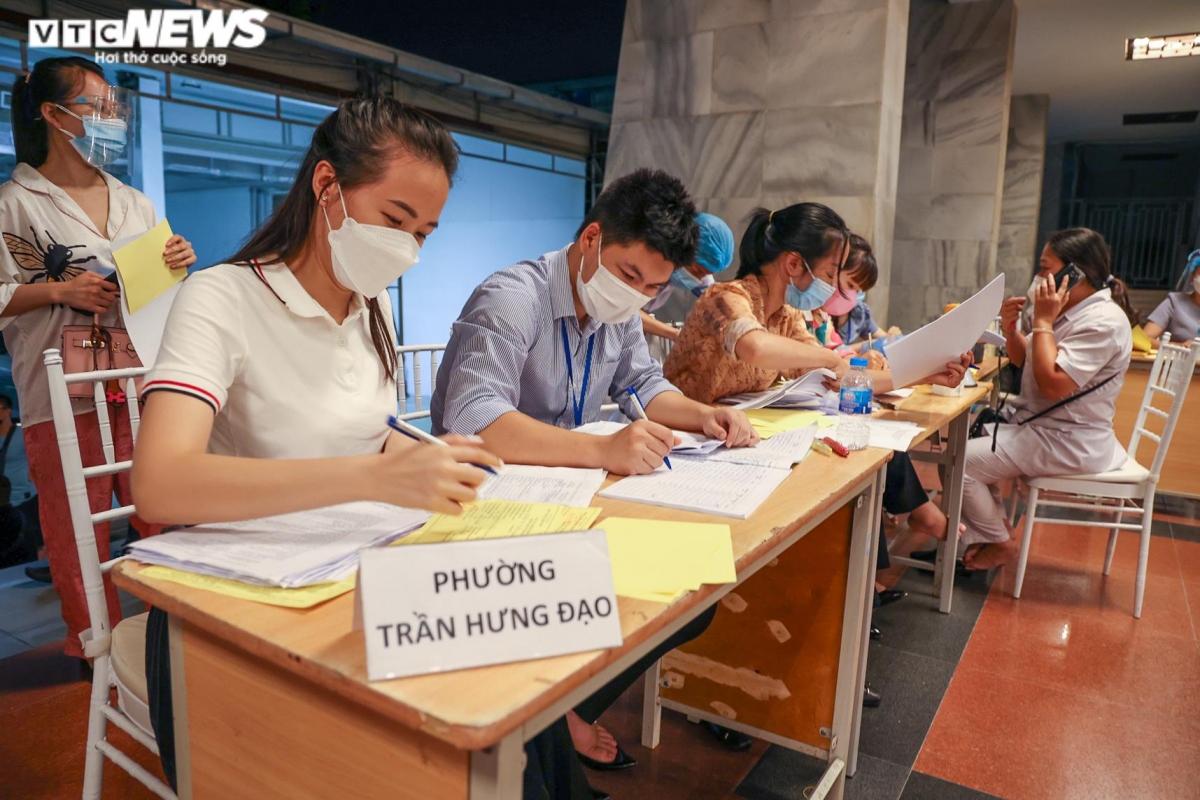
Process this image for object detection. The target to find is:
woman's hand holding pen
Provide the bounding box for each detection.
[374,433,501,514]
[1000,296,1026,335]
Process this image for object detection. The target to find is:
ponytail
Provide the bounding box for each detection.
[10,57,105,168]
[1107,276,1140,327]
[736,203,847,279]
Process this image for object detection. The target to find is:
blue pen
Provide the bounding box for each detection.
[625,387,672,470]
[387,416,498,475]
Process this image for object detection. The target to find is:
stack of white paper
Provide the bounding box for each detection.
[598,458,792,519]
[477,465,607,508]
[719,369,837,410]
[699,424,818,470]
[126,502,431,587]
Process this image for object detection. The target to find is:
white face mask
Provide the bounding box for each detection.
[575,234,651,324]
[1192,273,1200,296]
[323,186,421,297]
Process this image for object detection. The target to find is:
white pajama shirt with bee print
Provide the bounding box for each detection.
[0,162,157,425]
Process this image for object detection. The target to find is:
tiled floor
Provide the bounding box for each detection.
[2,501,1199,799]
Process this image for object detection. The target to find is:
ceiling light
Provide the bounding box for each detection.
[1126,32,1200,60]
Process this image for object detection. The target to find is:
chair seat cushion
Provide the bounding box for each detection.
[111,611,149,705]
[1029,456,1149,486]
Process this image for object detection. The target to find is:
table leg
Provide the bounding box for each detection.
[641,659,662,749]
[469,730,524,800]
[933,412,969,614]
[830,466,884,789]
[845,465,884,781]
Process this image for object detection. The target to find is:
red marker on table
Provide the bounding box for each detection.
[822,436,850,458]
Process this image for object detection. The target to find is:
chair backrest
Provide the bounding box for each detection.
[1127,333,1200,479]
[43,348,148,657]
[396,344,445,421]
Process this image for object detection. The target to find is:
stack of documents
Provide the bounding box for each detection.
[744,408,839,440]
[477,465,606,508]
[400,499,601,545]
[576,420,726,456]
[698,424,818,470]
[600,517,736,604]
[598,457,792,519]
[719,369,837,410]
[126,502,430,588]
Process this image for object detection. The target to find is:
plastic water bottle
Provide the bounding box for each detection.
[838,357,873,451]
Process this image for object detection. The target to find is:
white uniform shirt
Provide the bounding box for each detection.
[0,163,157,425]
[1003,288,1132,475]
[144,260,396,459]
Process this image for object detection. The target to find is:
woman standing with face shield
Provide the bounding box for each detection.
[0,57,196,659]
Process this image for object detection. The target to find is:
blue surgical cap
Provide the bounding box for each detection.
[694,212,735,274]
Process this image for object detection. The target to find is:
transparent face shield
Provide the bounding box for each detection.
[54,85,134,169]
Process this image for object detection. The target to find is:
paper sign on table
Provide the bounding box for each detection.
[357,530,622,681]
[399,499,601,545]
[112,219,183,313]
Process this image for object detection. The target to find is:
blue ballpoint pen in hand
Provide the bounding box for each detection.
[625,386,671,470]
[386,416,499,476]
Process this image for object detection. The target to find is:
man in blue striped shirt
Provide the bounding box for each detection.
[431,168,757,474]
[431,169,759,769]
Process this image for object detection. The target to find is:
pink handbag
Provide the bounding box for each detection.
[61,315,143,404]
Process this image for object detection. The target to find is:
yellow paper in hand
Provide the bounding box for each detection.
[744,408,838,440]
[599,517,736,603]
[140,565,355,609]
[400,499,601,545]
[112,219,183,313]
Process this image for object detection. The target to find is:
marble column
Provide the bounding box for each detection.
[607,0,911,324]
[889,0,1018,332]
[996,94,1049,295]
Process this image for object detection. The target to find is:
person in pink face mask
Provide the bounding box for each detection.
[814,233,893,369]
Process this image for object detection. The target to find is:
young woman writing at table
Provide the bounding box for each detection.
[129,98,521,793]
[956,228,1133,569]
[0,56,196,658]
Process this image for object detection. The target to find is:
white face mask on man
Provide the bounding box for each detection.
[322,184,421,297]
[575,234,651,324]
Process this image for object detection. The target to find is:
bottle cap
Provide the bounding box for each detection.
[850,357,869,368]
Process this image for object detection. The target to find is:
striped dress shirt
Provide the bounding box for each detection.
[431,244,679,436]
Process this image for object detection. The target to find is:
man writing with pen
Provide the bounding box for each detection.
[430,168,759,772]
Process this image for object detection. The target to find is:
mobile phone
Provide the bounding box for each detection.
[1053,263,1085,292]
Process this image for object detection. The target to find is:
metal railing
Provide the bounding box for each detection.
[1061,198,1197,289]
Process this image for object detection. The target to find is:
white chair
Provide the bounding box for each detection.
[43,348,175,800]
[1012,334,1200,618]
[395,343,445,421]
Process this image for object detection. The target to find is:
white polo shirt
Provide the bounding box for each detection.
[144,260,396,459]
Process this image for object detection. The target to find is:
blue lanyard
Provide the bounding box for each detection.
[561,320,595,427]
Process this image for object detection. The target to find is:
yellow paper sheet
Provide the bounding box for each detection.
[399,499,601,545]
[744,408,838,440]
[140,565,355,609]
[598,517,736,603]
[112,219,183,313]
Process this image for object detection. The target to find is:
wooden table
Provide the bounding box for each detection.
[874,385,990,614]
[1114,353,1200,499]
[112,389,983,800]
[646,385,986,780]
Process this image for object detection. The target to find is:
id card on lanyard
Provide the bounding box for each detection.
[561,319,595,428]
